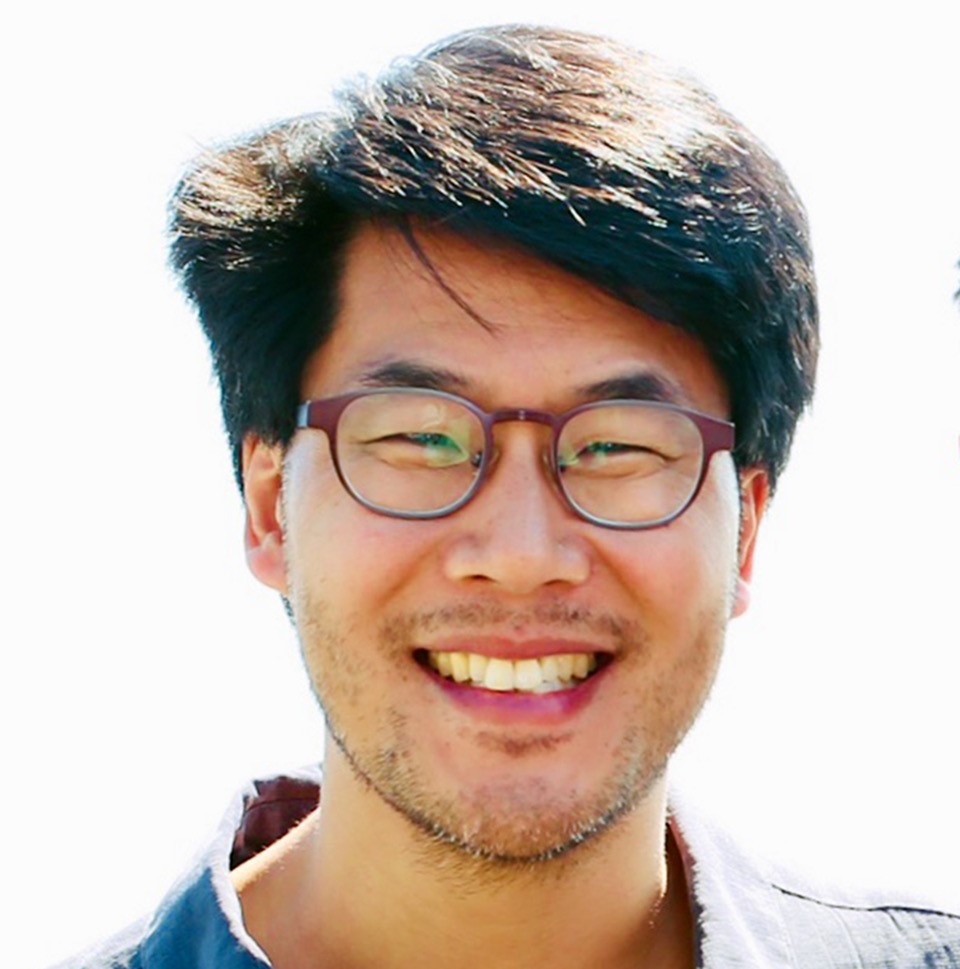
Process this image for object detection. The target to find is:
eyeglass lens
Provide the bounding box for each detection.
[334,392,706,525]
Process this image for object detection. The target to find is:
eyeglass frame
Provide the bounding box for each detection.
[294,387,736,530]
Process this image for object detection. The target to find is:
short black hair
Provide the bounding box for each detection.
[170,24,818,493]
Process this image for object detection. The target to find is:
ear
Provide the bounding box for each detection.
[731,467,769,618]
[242,435,288,594]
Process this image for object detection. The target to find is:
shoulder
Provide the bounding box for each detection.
[767,867,960,968]
[48,864,267,969]
[669,790,960,968]
[49,766,322,969]
[49,918,148,969]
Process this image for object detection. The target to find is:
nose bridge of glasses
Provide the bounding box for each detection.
[485,407,561,469]
[488,406,558,427]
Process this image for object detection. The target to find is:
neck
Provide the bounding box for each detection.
[233,748,694,969]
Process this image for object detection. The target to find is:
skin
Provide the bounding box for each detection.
[236,223,768,969]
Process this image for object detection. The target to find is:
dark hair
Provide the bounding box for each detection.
[170,24,818,493]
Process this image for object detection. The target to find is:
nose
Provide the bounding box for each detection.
[441,429,591,594]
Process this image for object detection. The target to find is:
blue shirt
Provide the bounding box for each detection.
[56,766,960,968]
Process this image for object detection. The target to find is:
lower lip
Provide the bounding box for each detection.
[424,663,609,725]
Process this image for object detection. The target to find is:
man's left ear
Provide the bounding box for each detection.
[731,467,769,618]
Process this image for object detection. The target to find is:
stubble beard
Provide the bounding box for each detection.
[295,594,727,877]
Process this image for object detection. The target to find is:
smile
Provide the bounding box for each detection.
[420,650,601,693]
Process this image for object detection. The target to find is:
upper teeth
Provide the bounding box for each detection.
[426,651,598,693]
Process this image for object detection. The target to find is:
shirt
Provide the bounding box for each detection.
[57,765,960,968]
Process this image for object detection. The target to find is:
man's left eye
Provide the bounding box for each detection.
[563,441,644,464]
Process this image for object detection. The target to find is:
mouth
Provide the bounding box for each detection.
[415,649,608,694]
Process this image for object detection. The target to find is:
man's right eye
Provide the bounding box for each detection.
[368,432,469,468]
[405,432,459,448]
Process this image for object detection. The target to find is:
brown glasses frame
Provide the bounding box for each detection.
[295,388,735,530]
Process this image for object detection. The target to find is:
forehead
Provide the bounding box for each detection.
[303,222,729,415]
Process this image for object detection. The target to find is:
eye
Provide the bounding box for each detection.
[581,440,646,457]
[410,432,470,462]
[367,431,472,469]
[406,432,460,449]
[559,439,668,477]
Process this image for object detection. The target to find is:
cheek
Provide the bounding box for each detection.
[606,464,741,632]
[615,532,732,635]
[282,438,439,617]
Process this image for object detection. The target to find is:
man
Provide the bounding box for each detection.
[65,24,959,969]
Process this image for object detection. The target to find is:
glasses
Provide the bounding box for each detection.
[295,388,735,530]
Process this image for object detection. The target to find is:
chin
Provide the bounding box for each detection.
[421,789,642,865]
[336,725,664,867]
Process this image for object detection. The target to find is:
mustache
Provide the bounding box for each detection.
[380,600,643,650]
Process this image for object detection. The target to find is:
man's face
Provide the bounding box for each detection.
[244,223,765,862]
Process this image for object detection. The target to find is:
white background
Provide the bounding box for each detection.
[4,2,959,966]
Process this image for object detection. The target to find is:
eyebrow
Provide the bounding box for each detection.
[576,372,687,405]
[357,360,469,392]
[357,360,686,406]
